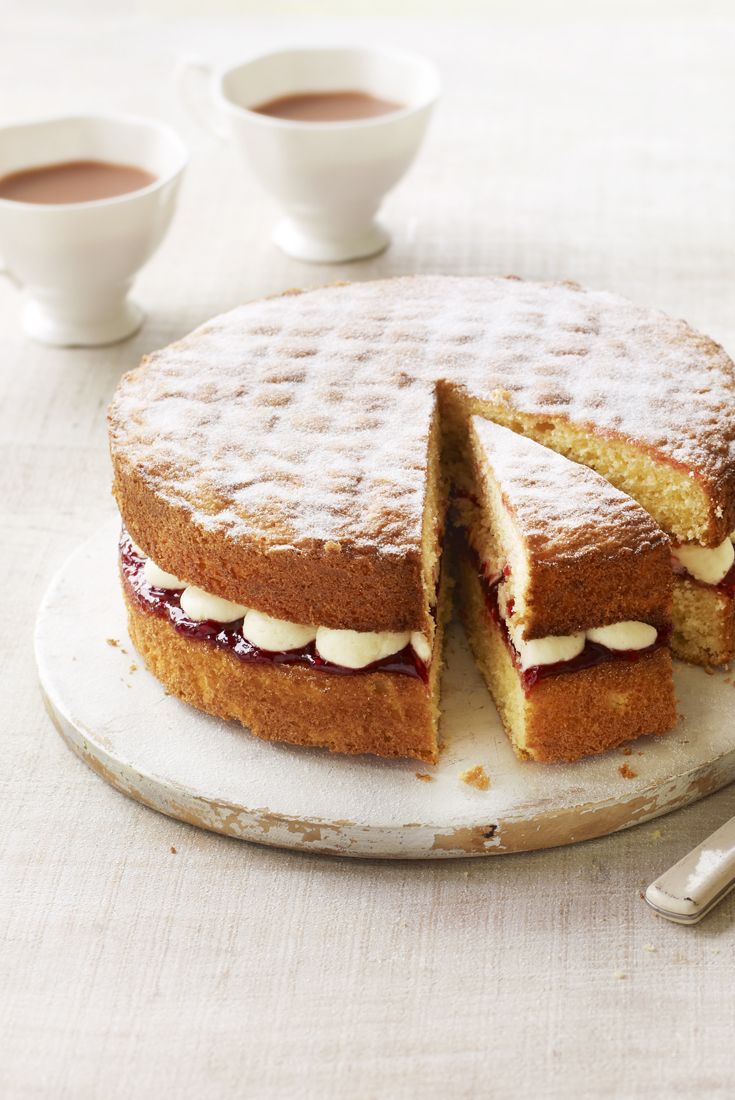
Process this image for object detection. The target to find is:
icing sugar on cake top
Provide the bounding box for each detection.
[110,276,735,562]
[466,416,673,639]
[470,416,669,565]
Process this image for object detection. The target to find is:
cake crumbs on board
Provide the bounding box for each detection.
[618,763,637,779]
[105,637,119,647]
[415,772,433,782]
[460,765,490,790]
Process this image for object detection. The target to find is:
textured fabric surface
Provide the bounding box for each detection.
[2,4,735,1098]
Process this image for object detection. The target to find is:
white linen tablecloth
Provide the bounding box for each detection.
[2,4,734,1096]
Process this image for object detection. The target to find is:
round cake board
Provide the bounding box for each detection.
[35,522,735,859]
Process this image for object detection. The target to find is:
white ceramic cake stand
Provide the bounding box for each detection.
[35,521,735,859]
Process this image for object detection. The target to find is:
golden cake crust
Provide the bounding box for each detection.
[124,590,441,763]
[109,276,735,634]
[115,462,428,633]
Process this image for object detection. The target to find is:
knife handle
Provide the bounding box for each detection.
[645,814,735,924]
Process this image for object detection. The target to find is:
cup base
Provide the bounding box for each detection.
[272,218,390,264]
[21,297,145,347]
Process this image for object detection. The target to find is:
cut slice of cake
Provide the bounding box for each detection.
[456,417,676,763]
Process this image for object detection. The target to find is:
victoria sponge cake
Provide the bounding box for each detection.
[108,275,735,763]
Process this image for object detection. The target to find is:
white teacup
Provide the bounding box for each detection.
[0,114,188,346]
[178,46,440,263]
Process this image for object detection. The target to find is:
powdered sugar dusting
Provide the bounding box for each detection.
[471,417,669,561]
[109,276,735,555]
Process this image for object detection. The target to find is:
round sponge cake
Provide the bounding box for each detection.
[108,275,735,760]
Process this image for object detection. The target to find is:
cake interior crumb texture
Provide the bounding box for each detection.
[672,578,734,665]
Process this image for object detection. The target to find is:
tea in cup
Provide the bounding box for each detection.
[0,113,188,346]
[177,46,439,263]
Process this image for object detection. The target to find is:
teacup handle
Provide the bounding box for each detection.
[175,56,229,141]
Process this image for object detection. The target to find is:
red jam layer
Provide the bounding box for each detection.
[119,532,428,683]
[673,557,735,597]
[473,554,669,693]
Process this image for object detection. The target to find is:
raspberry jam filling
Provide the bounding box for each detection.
[119,532,428,683]
[473,553,669,693]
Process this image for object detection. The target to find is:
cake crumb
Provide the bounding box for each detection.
[619,763,637,779]
[703,665,715,676]
[105,637,119,647]
[651,828,663,840]
[621,746,633,756]
[415,772,433,782]
[613,970,626,980]
[643,944,656,953]
[129,662,138,673]
[460,765,490,790]
[170,846,177,854]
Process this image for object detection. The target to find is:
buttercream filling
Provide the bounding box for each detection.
[673,532,735,594]
[119,532,431,681]
[671,535,735,586]
[142,558,187,590]
[180,586,248,624]
[242,610,317,652]
[475,557,668,691]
